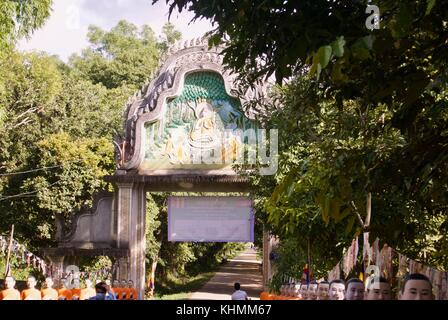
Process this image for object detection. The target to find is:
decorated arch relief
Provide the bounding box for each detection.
[116,37,271,174]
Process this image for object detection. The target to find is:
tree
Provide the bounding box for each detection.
[0,51,118,247]
[69,21,180,89]
[0,20,182,248]
[160,0,448,271]
[159,22,182,52]
[0,0,52,49]
[254,75,448,271]
[0,48,129,247]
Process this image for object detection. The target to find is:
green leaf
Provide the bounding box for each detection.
[317,45,332,69]
[426,0,437,15]
[331,59,348,83]
[331,36,345,58]
[309,52,319,76]
[351,37,372,60]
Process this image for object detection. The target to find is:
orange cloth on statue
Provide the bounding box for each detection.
[261,292,276,300]
[41,288,59,300]
[21,288,42,300]
[120,288,130,300]
[80,288,96,300]
[71,288,81,300]
[264,293,275,300]
[111,287,121,300]
[0,288,21,300]
[260,292,269,300]
[57,288,73,300]
[127,288,137,300]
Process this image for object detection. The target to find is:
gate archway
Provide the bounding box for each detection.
[44,38,274,299]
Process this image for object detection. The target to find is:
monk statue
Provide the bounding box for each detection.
[0,276,20,300]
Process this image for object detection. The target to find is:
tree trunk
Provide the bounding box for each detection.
[147,257,158,299]
[55,214,65,241]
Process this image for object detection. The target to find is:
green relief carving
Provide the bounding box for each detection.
[142,71,258,171]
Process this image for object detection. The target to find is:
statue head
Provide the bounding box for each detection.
[317,281,330,300]
[26,276,37,290]
[299,283,308,300]
[345,278,364,300]
[45,277,54,289]
[4,276,16,290]
[366,277,391,300]
[279,284,286,296]
[329,279,345,300]
[288,283,296,296]
[60,278,68,289]
[399,273,434,300]
[307,281,318,300]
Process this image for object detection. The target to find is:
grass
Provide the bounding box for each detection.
[151,271,216,300]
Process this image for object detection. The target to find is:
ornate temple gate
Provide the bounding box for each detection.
[44,38,274,299]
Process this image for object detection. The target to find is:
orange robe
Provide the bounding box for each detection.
[21,288,42,300]
[80,288,96,300]
[111,287,121,300]
[127,288,137,300]
[71,288,81,300]
[0,289,21,300]
[41,288,59,300]
[120,288,130,300]
[57,288,73,300]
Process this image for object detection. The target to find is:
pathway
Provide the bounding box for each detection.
[188,247,263,300]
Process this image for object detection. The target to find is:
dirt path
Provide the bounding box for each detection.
[188,247,263,300]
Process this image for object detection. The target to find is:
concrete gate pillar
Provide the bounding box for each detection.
[115,182,146,299]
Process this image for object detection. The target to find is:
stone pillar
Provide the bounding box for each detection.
[115,182,146,299]
[46,255,65,283]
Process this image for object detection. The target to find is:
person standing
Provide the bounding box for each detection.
[89,282,115,300]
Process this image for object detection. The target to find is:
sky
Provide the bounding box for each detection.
[18,0,214,61]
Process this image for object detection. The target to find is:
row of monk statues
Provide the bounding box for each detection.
[0,275,138,300]
[260,273,434,300]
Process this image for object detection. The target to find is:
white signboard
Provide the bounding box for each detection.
[168,196,254,242]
